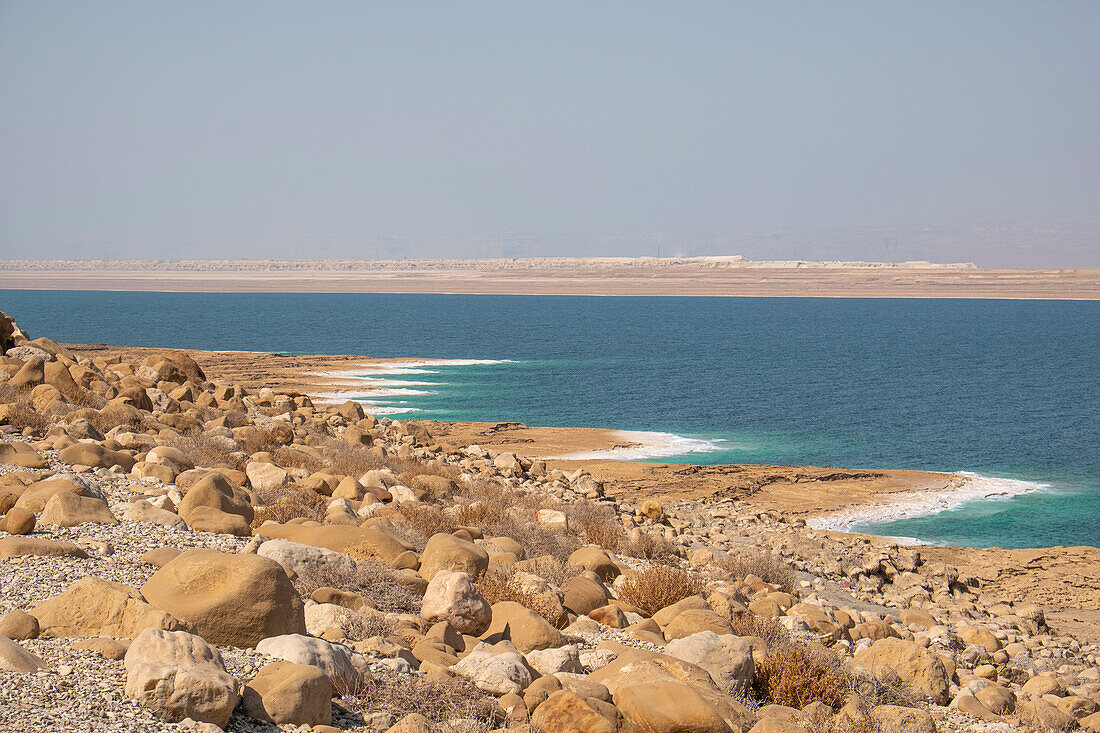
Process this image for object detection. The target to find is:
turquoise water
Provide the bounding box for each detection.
[2,290,1097,549]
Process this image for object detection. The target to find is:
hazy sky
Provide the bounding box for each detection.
[1,1,1098,264]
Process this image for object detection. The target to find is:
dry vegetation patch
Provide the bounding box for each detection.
[720,549,796,592]
[617,565,703,617]
[338,672,503,732]
[751,642,851,709]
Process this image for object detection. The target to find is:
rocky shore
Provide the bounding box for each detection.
[2,309,1099,733]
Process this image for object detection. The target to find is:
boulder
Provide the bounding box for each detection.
[0,536,87,560]
[8,357,45,390]
[567,547,621,582]
[562,576,611,616]
[255,634,363,690]
[0,506,35,535]
[869,705,936,733]
[665,631,755,694]
[0,442,48,469]
[0,634,46,673]
[31,576,187,639]
[58,443,135,471]
[257,539,358,581]
[184,505,253,536]
[525,644,583,676]
[419,533,489,580]
[258,522,415,564]
[40,493,117,527]
[242,661,333,726]
[853,637,950,705]
[452,649,532,696]
[420,570,492,636]
[124,500,187,530]
[141,549,306,647]
[663,609,735,641]
[531,690,616,733]
[14,478,95,513]
[246,461,290,492]
[123,628,239,728]
[483,601,564,652]
[178,472,254,524]
[0,609,39,640]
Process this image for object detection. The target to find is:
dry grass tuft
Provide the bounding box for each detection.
[291,553,421,615]
[720,550,796,592]
[337,670,503,732]
[617,565,703,617]
[169,433,247,471]
[751,643,851,709]
[623,530,681,566]
[730,613,790,649]
[251,484,328,526]
[568,501,627,551]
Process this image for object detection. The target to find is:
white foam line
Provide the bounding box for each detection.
[552,430,727,460]
[807,472,1054,534]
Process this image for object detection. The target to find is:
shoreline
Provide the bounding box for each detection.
[6,257,1100,299]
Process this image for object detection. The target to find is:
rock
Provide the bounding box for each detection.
[976,683,1016,714]
[419,533,489,581]
[8,356,45,389]
[40,492,117,526]
[0,442,48,469]
[747,720,810,733]
[1021,674,1065,698]
[0,536,87,560]
[0,506,35,534]
[242,660,333,726]
[535,508,568,530]
[259,522,415,564]
[386,713,434,733]
[124,500,188,530]
[246,461,289,492]
[0,609,40,640]
[1017,698,1077,731]
[567,547,621,582]
[531,690,616,733]
[421,570,492,636]
[870,705,936,733]
[184,506,253,536]
[257,539,357,581]
[663,609,735,641]
[142,546,183,566]
[31,576,187,638]
[58,442,135,471]
[123,628,239,728]
[452,649,532,695]
[526,644,584,676]
[665,631,755,694]
[562,576,611,616]
[141,548,306,647]
[304,603,363,637]
[179,472,254,525]
[852,637,950,705]
[0,633,46,672]
[14,477,95,513]
[483,601,564,652]
[255,634,363,690]
[957,625,1002,653]
[589,604,629,628]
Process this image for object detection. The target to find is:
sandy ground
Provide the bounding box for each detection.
[7,258,1100,298]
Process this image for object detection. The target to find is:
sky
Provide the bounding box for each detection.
[1,1,1098,265]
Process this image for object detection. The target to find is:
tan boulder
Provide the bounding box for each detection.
[40,493,117,527]
[124,500,187,530]
[853,637,950,705]
[663,608,735,641]
[419,532,489,580]
[124,628,239,728]
[562,576,611,616]
[178,472,254,524]
[0,506,35,534]
[0,443,48,469]
[1017,698,1076,731]
[58,443,135,471]
[185,505,252,536]
[259,522,415,564]
[0,536,87,560]
[589,604,629,629]
[14,478,93,513]
[482,601,563,652]
[870,704,936,733]
[246,461,290,492]
[747,719,811,733]
[0,609,40,640]
[242,660,333,726]
[531,690,616,733]
[420,570,492,636]
[567,547,621,582]
[957,625,1001,653]
[31,576,187,639]
[141,548,305,647]
[0,634,46,673]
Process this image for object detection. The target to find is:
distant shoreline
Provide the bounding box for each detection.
[3,256,1100,298]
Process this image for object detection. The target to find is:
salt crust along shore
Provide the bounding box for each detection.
[807,472,1053,538]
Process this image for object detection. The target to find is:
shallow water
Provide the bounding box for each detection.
[4,290,1097,548]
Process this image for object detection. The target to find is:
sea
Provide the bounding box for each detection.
[3,290,1097,550]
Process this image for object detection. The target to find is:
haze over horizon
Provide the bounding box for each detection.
[2,2,1098,267]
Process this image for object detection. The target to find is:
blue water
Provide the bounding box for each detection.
[3,290,1097,549]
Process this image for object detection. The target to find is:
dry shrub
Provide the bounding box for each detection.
[624,530,681,566]
[476,567,567,628]
[516,555,581,587]
[0,397,50,434]
[338,670,503,732]
[251,484,328,526]
[569,501,627,551]
[318,436,383,477]
[730,613,790,649]
[169,433,247,471]
[291,553,421,615]
[751,642,850,709]
[617,565,703,617]
[721,550,796,592]
[849,666,921,708]
[390,502,458,550]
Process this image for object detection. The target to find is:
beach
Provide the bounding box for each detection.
[5,257,1100,298]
